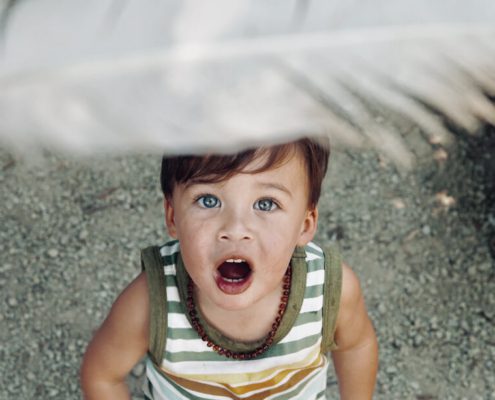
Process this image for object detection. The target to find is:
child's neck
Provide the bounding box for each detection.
[196,284,283,343]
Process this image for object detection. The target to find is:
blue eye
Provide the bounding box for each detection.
[254,198,277,212]
[197,194,220,208]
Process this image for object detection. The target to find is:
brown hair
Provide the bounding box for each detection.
[160,137,330,208]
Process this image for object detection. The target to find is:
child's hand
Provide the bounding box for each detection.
[331,264,378,400]
[80,273,150,399]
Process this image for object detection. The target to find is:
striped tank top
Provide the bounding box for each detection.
[143,240,338,400]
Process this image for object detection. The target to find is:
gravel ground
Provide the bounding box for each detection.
[1,124,494,399]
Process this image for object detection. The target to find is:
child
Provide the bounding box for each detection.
[80,137,378,399]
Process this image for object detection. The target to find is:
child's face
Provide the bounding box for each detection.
[164,150,317,312]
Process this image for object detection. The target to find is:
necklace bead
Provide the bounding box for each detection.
[186,266,292,359]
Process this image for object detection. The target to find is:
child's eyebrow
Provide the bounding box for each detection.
[258,182,292,197]
[184,178,219,187]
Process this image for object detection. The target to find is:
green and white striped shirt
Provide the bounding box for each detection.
[143,240,335,400]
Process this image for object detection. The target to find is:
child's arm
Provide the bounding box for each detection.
[80,272,149,400]
[331,264,378,400]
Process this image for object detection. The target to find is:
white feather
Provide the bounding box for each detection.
[0,0,494,166]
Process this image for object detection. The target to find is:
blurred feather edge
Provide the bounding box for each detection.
[0,1,494,168]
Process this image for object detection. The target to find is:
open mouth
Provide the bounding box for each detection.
[218,259,252,282]
[216,258,253,294]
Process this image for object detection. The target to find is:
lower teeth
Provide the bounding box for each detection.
[223,277,243,283]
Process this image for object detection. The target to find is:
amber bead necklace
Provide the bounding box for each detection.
[186,266,292,360]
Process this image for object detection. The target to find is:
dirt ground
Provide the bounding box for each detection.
[1,124,494,399]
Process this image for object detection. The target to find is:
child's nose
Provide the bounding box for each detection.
[217,210,252,242]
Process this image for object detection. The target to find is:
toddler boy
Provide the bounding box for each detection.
[81,137,378,399]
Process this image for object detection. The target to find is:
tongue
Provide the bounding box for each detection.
[218,262,251,280]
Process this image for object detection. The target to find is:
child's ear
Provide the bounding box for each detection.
[297,207,318,246]
[164,198,178,238]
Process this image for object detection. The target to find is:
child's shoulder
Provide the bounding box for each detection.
[340,262,363,306]
[111,272,150,331]
[80,272,150,389]
[332,260,371,348]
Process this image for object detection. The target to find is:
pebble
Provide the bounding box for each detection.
[47,248,58,258]
[0,263,13,273]
[7,297,18,307]
[468,265,478,276]
[386,366,397,375]
[477,262,491,272]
